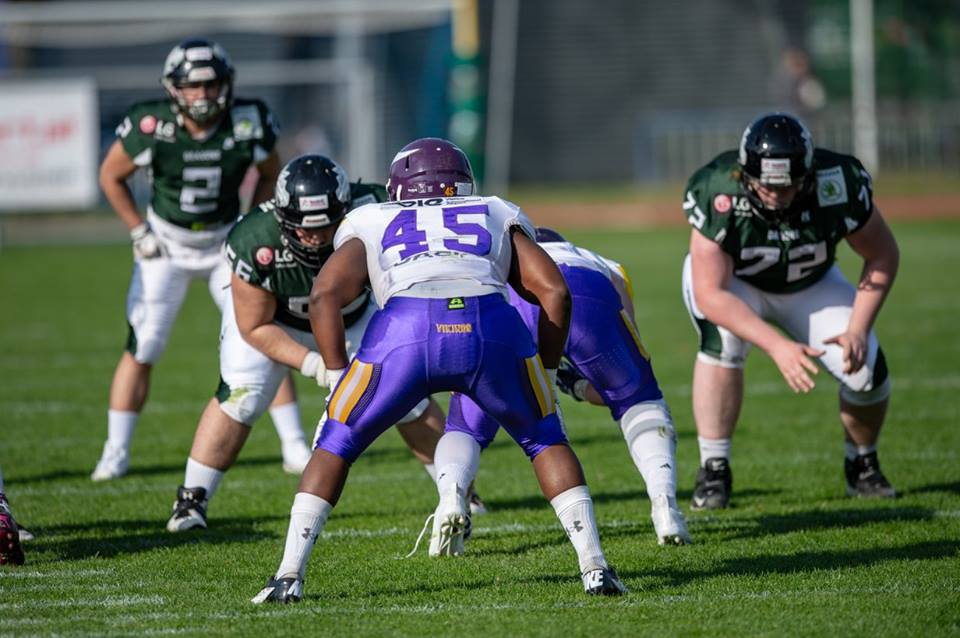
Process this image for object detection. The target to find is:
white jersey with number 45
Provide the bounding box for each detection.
[333,195,536,306]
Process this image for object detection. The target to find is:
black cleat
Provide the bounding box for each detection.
[582,566,628,596]
[166,486,208,532]
[845,452,896,498]
[0,512,25,566]
[691,457,732,510]
[251,575,304,604]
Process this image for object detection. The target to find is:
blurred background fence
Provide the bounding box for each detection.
[0,0,957,220]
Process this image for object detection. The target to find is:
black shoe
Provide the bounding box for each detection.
[251,575,304,604]
[845,452,896,498]
[691,457,732,510]
[165,486,208,533]
[556,360,586,401]
[0,511,25,566]
[582,566,628,596]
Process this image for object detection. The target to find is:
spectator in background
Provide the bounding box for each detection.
[771,47,827,123]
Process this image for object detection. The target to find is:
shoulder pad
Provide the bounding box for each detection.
[230,102,265,141]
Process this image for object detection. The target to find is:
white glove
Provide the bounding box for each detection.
[300,351,327,386]
[130,223,163,259]
[324,367,346,391]
[545,368,558,386]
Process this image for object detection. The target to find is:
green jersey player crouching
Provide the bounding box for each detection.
[166,155,448,533]
[93,38,313,481]
[681,112,899,510]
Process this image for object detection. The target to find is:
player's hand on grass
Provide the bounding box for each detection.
[769,339,824,393]
[823,330,868,375]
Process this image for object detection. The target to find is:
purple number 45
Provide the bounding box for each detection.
[381,204,491,259]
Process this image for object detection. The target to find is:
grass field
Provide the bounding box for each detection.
[1,221,958,637]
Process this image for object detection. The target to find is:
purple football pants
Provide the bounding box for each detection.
[448,265,664,447]
[315,294,567,463]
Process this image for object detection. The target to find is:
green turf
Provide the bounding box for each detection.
[1,221,958,637]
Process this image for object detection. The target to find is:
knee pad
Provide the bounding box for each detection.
[840,376,891,406]
[397,398,430,424]
[216,381,269,426]
[620,398,676,446]
[132,336,166,365]
[696,351,744,369]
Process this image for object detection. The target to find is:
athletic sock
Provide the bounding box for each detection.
[550,485,607,574]
[434,432,481,495]
[276,492,333,580]
[697,436,731,466]
[106,409,139,451]
[269,402,307,449]
[627,428,678,501]
[845,441,877,461]
[183,457,225,500]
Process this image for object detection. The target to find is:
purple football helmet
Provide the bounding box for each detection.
[535,227,567,243]
[386,137,475,201]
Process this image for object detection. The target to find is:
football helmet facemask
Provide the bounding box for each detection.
[161,38,234,125]
[273,154,352,270]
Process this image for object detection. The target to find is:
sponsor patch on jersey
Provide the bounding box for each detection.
[299,195,329,211]
[447,297,465,310]
[302,213,331,227]
[183,149,222,162]
[255,246,274,266]
[139,115,157,135]
[816,166,848,206]
[155,121,176,141]
[713,194,732,213]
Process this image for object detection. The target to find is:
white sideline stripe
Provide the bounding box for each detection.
[3,586,949,628]
[11,471,423,498]
[0,568,113,579]
[0,594,164,611]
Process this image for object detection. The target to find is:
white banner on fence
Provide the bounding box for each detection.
[0,78,99,211]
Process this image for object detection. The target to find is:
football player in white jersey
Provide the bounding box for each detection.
[252,138,626,603]
[447,227,691,546]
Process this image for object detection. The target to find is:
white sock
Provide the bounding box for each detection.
[628,429,677,502]
[845,441,876,461]
[183,457,225,500]
[276,492,333,580]
[550,485,607,574]
[434,432,481,495]
[423,463,437,482]
[269,402,307,449]
[697,436,731,466]
[620,401,678,501]
[106,409,139,451]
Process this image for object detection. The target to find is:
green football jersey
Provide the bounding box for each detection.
[225,182,387,331]
[683,149,874,293]
[115,98,278,229]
